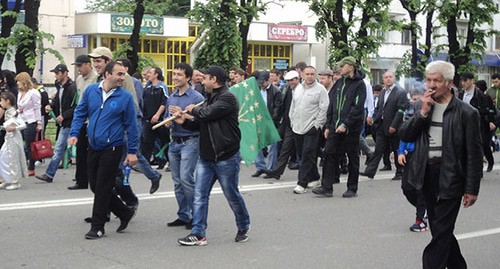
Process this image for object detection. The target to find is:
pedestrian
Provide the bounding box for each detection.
[68,61,138,239]
[175,65,250,246]
[16,72,42,177]
[35,64,77,183]
[0,92,28,190]
[399,61,483,268]
[165,62,205,229]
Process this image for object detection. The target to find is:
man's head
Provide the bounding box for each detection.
[270,69,282,85]
[382,71,396,88]
[72,54,92,76]
[425,61,454,102]
[460,72,475,91]
[284,70,300,89]
[491,73,500,88]
[295,61,307,79]
[336,56,357,78]
[303,66,317,86]
[142,66,152,82]
[116,58,132,74]
[88,47,113,75]
[373,84,382,97]
[332,66,342,83]
[173,62,193,89]
[200,65,227,93]
[257,71,270,89]
[104,62,126,90]
[318,70,334,89]
[192,70,204,84]
[50,64,69,84]
[148,67,164,84]
[233,68,246,84]
[229,66,237,82]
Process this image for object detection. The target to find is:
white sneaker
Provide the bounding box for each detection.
[35,160,45,167]
[0,182,7,189]
[307,180,320,188]
[5,183,20,190]
[293,185,307,194]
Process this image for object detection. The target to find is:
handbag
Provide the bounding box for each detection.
[31,131,54,160]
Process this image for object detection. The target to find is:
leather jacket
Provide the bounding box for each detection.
[399,96,483,199]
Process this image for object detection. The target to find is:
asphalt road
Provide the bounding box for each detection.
[1,155,500,269]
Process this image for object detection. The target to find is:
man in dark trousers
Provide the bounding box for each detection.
[399,61,482,268]
[361,71,408,180]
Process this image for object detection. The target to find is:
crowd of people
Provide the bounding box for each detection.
[1,46,499,267]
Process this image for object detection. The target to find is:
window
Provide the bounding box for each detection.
[370,69,386,86]
[495,34,500,51]
[401,29,411,45]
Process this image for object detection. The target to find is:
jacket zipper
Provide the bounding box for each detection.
[92,92,113,146]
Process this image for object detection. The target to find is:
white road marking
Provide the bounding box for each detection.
[457,228,500,240]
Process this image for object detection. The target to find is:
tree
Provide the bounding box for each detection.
[304,0,392,67]
[238,0,266,69]
[85,0,191,17]
[0,0,23,67]
[126,0,144,75]
[435,0,498,86]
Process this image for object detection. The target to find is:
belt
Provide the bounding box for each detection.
[427,157,442,165]
[172,135,198,144]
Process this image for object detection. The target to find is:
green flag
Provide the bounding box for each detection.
[230,77,281,164]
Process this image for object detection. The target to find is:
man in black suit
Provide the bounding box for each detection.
[361,71,408,180]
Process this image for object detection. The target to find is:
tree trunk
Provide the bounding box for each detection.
[409,12,421,80]
[127,0,144,75]
[0,0,22,68]
[419,9,434,74]
[446,15,462,86]
[15,0,40,75]
[239,0,253,69]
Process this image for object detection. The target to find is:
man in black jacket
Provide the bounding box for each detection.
[399,61,482,269]
[459,72,496,172]
[361,71,408,180]
[252,71,283,177]
[36,64,77,183]
[175,65,250,246]
[313,56,366,198]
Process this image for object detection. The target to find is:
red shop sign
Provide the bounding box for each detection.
[268,24,308,41]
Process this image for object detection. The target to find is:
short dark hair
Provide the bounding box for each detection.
[235,68,246,77]
[373,84,383,92]
[475,80,488,92]
[104,61,124,76]
[0,91,17,109]
[116,58,132,70]
[152,67,164,81]
[229,66,238,72]
[460,72,474,80]
[492,73,500,80]
[295,61,307,71]
[174,62,193,80]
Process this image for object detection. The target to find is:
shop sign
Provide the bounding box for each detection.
[268,24,307,41]
[68,34,86,48]
[273,59,289,70]
[111,14,164,35]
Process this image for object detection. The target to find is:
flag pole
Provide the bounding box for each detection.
[151,100,205,130]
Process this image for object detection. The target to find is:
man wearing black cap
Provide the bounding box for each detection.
[35,64,77,183]
[175,65,250,246]
[251,71,283,178]
[459,72,496,172]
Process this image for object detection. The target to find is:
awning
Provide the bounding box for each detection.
[429,51,500,67]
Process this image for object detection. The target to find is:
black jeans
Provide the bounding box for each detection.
[364,129,402,177]
[75,124,88,188]
[271,126,296,176]
[87,147,132,230]
[295,127,320,188]
[401,153,426,221]
[22,122,37,170]
[422,161,466,269]
[322,132,360,192]
[140,120,170,162]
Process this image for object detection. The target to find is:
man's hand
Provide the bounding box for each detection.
[398,154,406,166]
[172,111,186,125]
[185,104,196,113]
[335,125,346,134]
[168,105,182,115]
[67,136,78,146]
[489,122,496,131]
[462,193,478,208]
[388,127,396,134]
[151,114,160,124]
[5,125,15,132]
[366,116,373,126]
[124,153,138,167]
[420,89,436,117]
[56,115,64,124]
[45,105,52,113]
[324,128,329,139]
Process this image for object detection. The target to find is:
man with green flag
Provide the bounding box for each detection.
[229,75,282,165]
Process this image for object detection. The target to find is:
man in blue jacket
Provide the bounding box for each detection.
[68,62,139,240]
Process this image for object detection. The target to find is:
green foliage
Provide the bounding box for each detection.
[113,41,157,73]
[85,0,191,17]
[189,0,242,71]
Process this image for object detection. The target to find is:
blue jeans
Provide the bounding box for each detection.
[168,138,199,222]
[191,152,250,237]
[255,142,278,171]
[45,127,71,178]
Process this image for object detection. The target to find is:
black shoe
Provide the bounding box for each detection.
[150,175,161,194]
[379,166,391,171]
[117,209,136,233]
[185,219,193,230]
[67,184,87,190]
[263,170,280,180]
[85,229,105,239]
[84,216,111,223]
[312,186,333,197]
[235,229,249,243]
[157,161,166,170]
[164,164,171,172]
[392,174,403,181]
[342,190,357,198]
[35,174,53,183]
[359,171,374,179]
[167,218,189,227]
[288,163,299,170]
[251,170,264,177]
[487,163,493,172]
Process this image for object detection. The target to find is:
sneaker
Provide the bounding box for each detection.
[293,185,307,194]
[410,221,428,232]
[307,180,320,188]
[178,234,207,246]
[0,181,7,189]
[312,186,333,197]
[342,190,357,198]
[235,229,249,243]
[85,229,105,239]
[5,183,20,190]
[35,160,45,167]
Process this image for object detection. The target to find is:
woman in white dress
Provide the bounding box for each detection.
[0,92,28,190]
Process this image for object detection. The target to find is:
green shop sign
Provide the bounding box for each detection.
[111,14,164,35]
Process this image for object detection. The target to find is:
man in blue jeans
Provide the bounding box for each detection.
[165,63,205,229]
[36,64,77,183]
[174,65,250,246]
